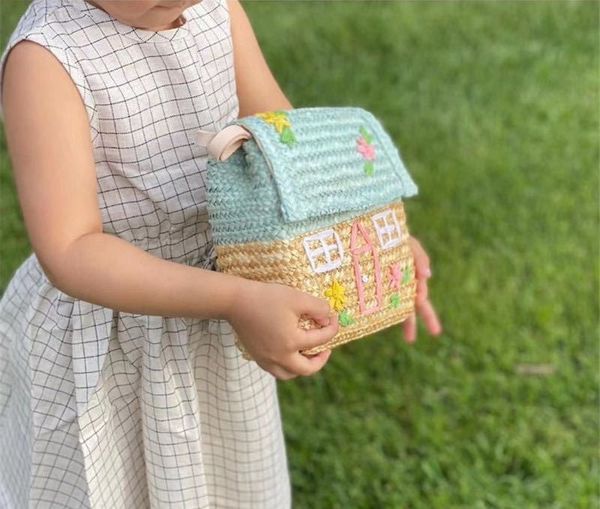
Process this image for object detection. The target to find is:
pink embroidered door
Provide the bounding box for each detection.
[350,220,383,316]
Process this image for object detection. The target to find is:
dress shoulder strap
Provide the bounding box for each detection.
[0,0,95,123]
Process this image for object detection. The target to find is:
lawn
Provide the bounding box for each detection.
[1,1,598,508]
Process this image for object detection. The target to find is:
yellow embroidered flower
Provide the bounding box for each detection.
[324,279,346,312]
[256,111,291,133]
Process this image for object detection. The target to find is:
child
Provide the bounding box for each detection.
[0,0,442,507]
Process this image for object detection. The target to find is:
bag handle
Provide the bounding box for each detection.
[196,125,252,161]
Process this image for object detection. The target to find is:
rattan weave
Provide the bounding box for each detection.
[201,107,419,360]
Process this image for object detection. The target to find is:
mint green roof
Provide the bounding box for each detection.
[206,107,417,245]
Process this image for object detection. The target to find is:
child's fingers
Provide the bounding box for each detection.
[286,349,332,377]
[269,364,299,381]
[417,299,443,336]
[416,278,429,306]
[402,313,417,343]
[298,292,332,321]
[311,313,335,327]
[401,299,442,344]
[299,313,339,350]
[263,336,335,380]
[409,236,432,279]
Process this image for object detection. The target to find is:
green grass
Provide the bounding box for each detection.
[0,0,31,286]
[1,1,598,507]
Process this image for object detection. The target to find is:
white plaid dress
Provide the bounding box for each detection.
[0,0,291,507]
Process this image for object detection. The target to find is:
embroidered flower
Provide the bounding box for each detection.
[279,127,296,147]
[389,293,401,309]
[357,126,376,175]
[388,262,403,290]
[324,279,346,312]
[256,111,290,133]
[339,309,355,327]
[256,110,296,147]
[402,264,413,284]
[356,136,376,161]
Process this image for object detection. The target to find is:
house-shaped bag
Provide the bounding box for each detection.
[196,107,419,360]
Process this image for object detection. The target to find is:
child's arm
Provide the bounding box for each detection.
[403,236,443,341]
[2,41,336,380]
[228,0,293,116]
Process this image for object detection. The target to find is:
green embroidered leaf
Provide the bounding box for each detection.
[390,294,401,309]
[359,126,374,143]
[364,161,375,176]
[280,127,296,147]
[402,266,412,283]
[339,310,355,327]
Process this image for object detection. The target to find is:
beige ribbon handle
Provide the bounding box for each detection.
[196,125,252,161]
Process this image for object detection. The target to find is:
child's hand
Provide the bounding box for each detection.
[403,235,443,342]
[227,279,339,380]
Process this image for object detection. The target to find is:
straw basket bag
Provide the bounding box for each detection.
[196,107,418,360]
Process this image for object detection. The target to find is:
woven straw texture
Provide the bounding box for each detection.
[216,202,416,359]
[206,107,418,246]
[234,108,418,222]
[204,107,419,360]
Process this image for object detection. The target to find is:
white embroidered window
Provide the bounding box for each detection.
[303,229,344,274]
[371,209,402,249]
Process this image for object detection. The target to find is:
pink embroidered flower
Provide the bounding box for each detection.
[356,136,376,161]
[388,262,403,291]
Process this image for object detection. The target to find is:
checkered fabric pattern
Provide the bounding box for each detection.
[0,0,291,507]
